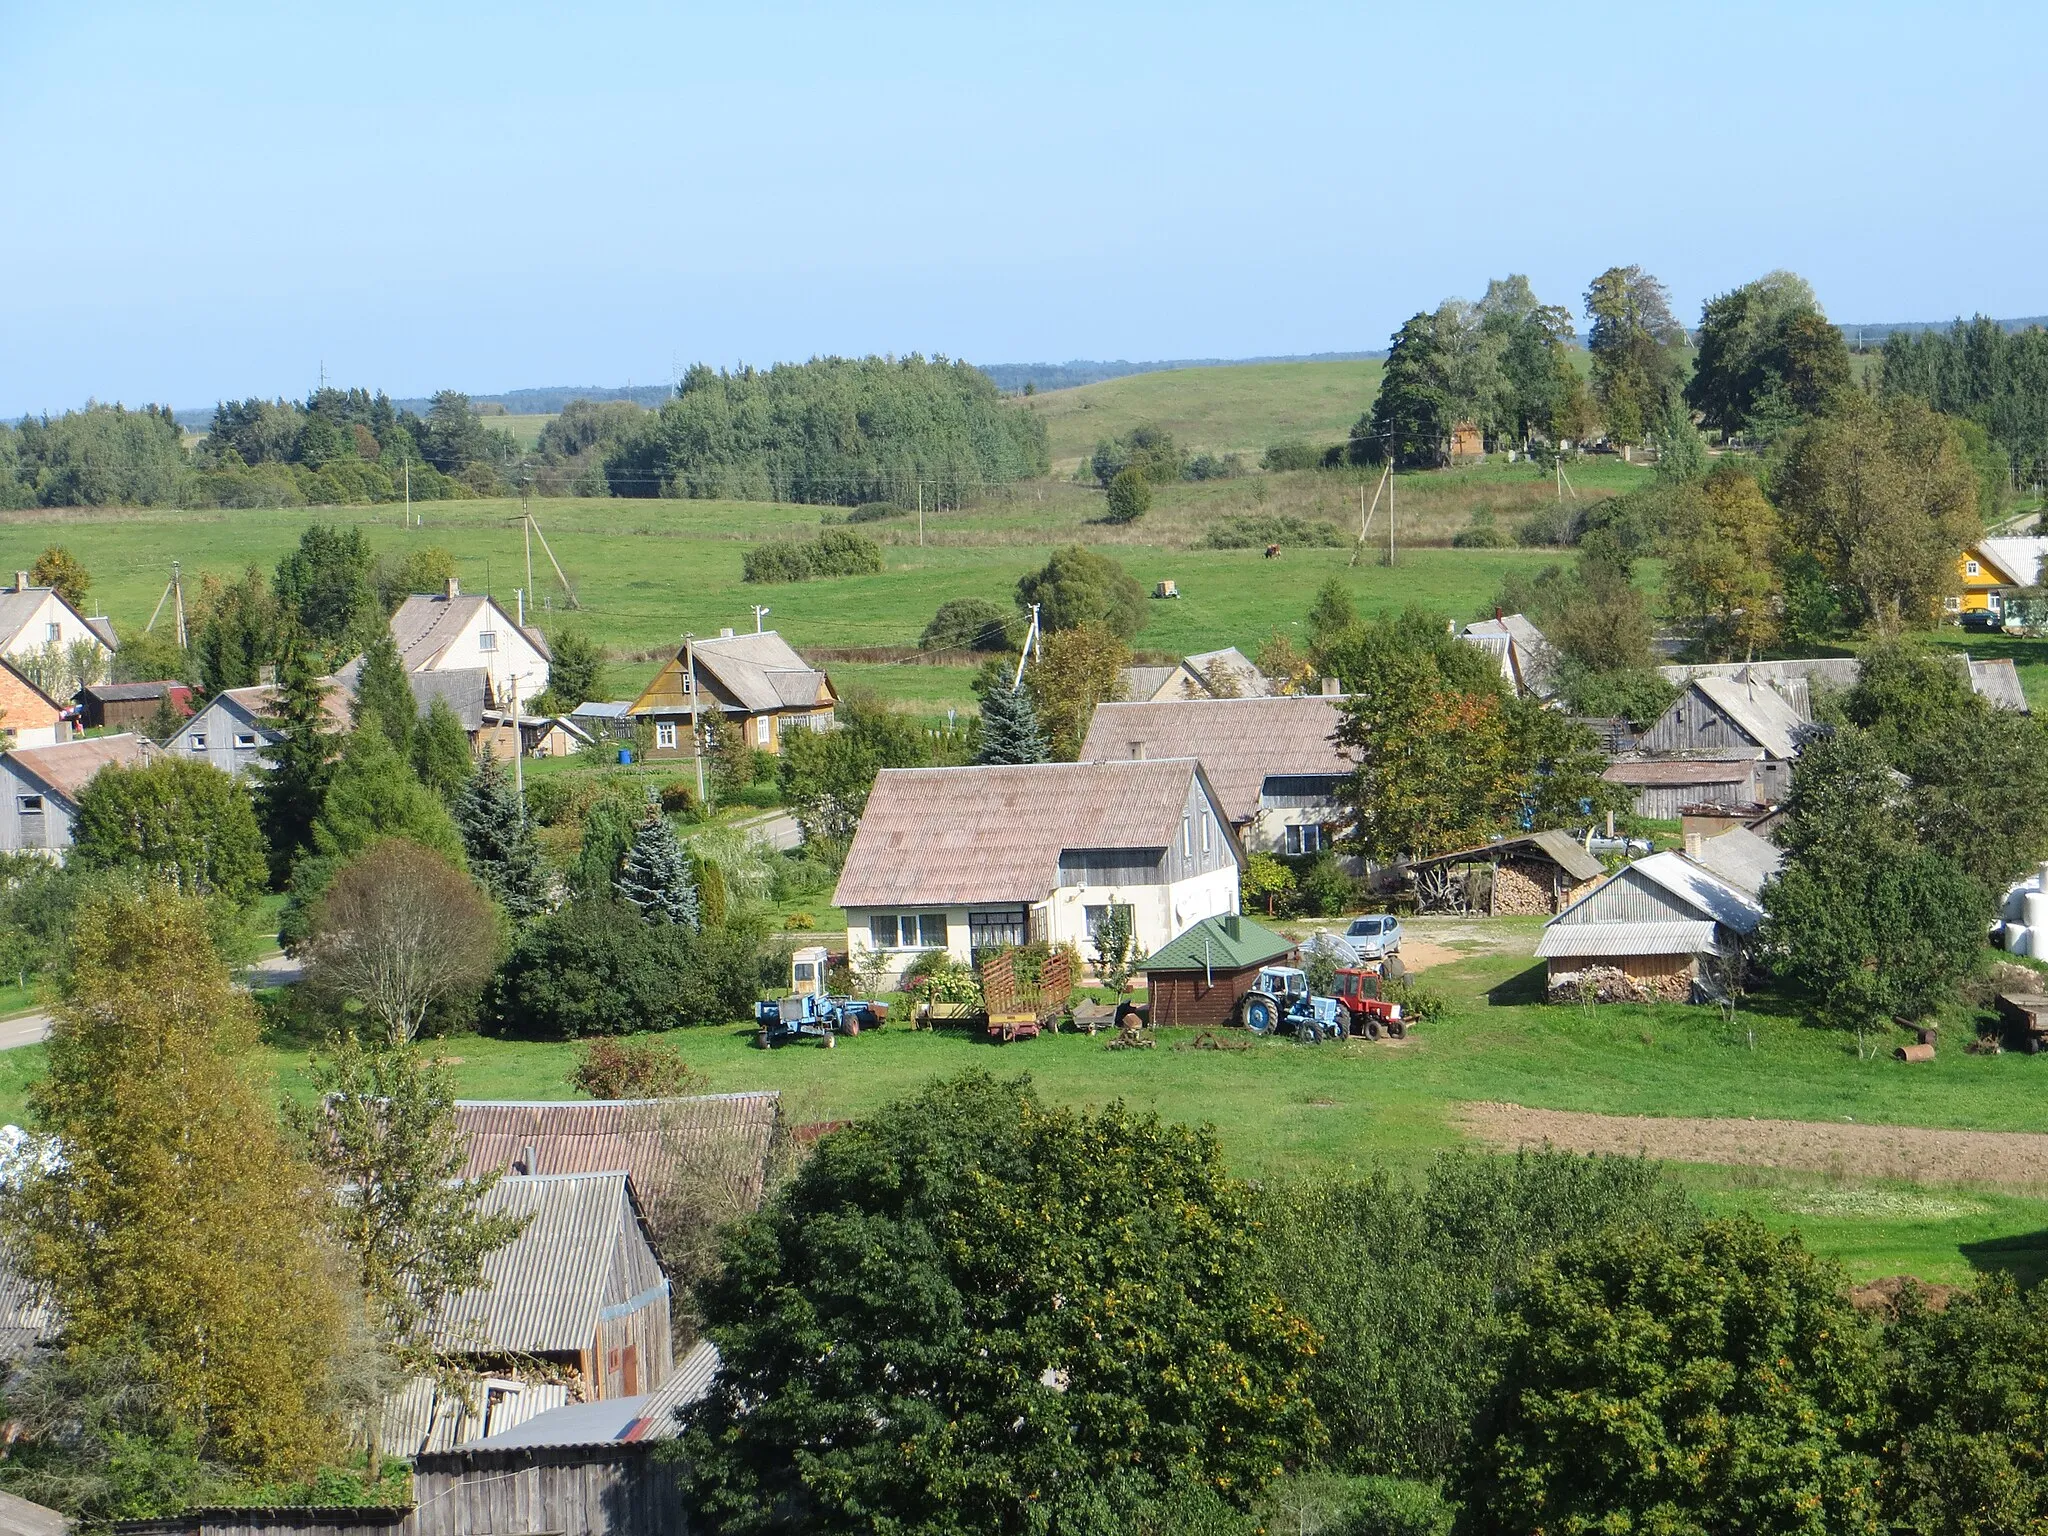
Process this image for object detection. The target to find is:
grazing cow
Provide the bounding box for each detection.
[1264,544,1282,559]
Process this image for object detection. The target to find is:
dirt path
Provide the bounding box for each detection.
[1458,1101,2048,1189]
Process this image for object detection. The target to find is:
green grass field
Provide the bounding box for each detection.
[1021,361,1386,471]
[3,937,2037,1284]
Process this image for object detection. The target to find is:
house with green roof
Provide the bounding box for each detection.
[1140,913,1297,1028]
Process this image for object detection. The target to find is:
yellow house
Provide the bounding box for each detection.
[628,627,836,759]
[1951,537,2048,618]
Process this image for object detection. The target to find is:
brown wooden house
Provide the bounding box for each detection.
[76,681,191,732]
[628,628,835,759]
[1139,913,1297,1027]
[1405,829,1607,916]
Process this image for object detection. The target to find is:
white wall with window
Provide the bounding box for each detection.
[1284,823,1327,855]
[655,720,678,750]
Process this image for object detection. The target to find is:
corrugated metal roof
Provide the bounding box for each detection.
[1968,657,2030,713]
[434,1173,652,1355]
[1689,676,1805,758]
[1976,536,2048,587]
[1628,851,1767,934]
[1537,919,1720,958]
[454,1093,781,1213]
[5,733,157,804]
[1602,757,1760,787]
[1691,827,1783,899]
[1407,827,1606,884]
[1081,696,1350,823]
[470,1340,717,1448]
[1142,913,1294,972]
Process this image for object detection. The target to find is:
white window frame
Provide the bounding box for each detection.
[189,734,208,750]
[754,715,771,746]
[1200,811,1212,855]
[1285,823,1326,856]
[43,622,59,644]
[234,732,258,749]
[1966,560,1981,577]
[1181,815,1192,858]
[869,912,947,950]
[655,720,678,749]
[1944,596,1963,613]
[477,629,499,652]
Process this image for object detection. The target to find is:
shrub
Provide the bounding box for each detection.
[1384,976,1445,1025]
[1015,545,1147,639]
[844,503,905,523]
[920,597,1015,652]
[1515,503,1583,547]
[1103,467,1151,525]
[658,780,702,818]
[1186,451,1246,481]
[1296,851,1356,916]
[740,529,883,584]
[1203,514,1345,550]
[1450,515,1508,549]
[1261,439,1328,472]
[569,1036,709,1099]
[484,899,757,1037]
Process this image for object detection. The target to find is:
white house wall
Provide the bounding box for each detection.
[1,593,109,665]
[169,699,274,779]
[430,608,550,704]
[0,759,73,856]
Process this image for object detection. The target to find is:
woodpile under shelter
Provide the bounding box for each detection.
[1404,829,1606,916]
[1139,913,1297,1027]
[1535,844,1768,1002]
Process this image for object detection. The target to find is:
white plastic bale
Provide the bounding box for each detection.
[2024,891,2048,938]
[2010,923,2032,958]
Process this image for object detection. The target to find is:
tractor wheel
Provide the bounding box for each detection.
[1359,1015,1380,1042]
[843,1017,860,1037]
[1385,1016,1407,1040]
[755,1029,772,1050]
[1242,992,1280,1034]
[1298,1020,1323,1045]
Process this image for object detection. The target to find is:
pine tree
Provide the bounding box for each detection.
[352,634,416,755]
[254,639,340,884]
[411,696,474,800]
[976,680,1048,765]
[453,751,548,921]
[614,796,701,927]
[311,727,463,865]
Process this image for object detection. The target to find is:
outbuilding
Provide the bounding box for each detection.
[1535,846,1767,1002]
[1403,828,1607,916]
[1138,913,1297,1027]
[75,680,191,732]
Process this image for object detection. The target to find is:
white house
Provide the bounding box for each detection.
[0,735,157,855]
[1079,695,1354,855]
[1459,613,1556,698]
[0,578,117,678]
[833,758,1243,982]
[388,578,551,712]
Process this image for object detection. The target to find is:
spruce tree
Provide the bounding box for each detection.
[352,634,416,755]
[311,727,464,866]
[254,639,340,885]
[411,696,474,800]
[976,680,1048,765]
[453,752,549,922]
[614,795,701,927]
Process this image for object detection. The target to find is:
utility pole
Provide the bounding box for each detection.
[752,605,770,633]
[509,670,523,801]
[404,458,411,526]
[1386,460,1396,567]
[522,502,534,602]
[686,635,705,805]
[1012,604,1040,689]
[173,560,186,649]
[917,480,924,547]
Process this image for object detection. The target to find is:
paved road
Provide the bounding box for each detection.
[0,952,305,1052]
[730,811,803,852]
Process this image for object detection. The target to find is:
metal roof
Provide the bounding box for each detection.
[1406,826,1606,884]
[1628,850,1768,934]
[1536,919,1721,958]
[471,1340,717,1448]
[1141,913,1295,973]
[4,733,157,805]
[454,1093,781,1214]
[1688,676,1806,758]
[1690,827,1783,899]
[1602,756,1760,787]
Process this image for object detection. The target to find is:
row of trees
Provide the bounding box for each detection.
[675,1071,2048,1536]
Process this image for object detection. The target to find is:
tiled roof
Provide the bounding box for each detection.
[1118,665,1181,701]
[6,733,156,804]
[1142,913,1294,972]
[833,758,1219,909]
[453,1093,781,1213]
[1080,696,1351,823]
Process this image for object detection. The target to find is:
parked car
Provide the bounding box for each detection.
[1344,914,1403,959]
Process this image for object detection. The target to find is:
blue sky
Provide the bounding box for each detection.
[1,0,2040,416]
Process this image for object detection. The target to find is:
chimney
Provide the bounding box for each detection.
[258,663,277,686]
[12,572,27,593]
[54,717,71,744]
[1223,914,1240,939]
[720,626,735,639]
[1320,677,1341,697]
[1129,740,1147,761]
[444,576,460,600]
[1684,832,1704,860]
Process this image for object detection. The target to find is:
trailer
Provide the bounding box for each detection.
[979,946,1075,1044]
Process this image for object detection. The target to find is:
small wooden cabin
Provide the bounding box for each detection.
[1139,913,1297,1027]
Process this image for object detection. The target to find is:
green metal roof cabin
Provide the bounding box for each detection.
[1140,913,1297,1028]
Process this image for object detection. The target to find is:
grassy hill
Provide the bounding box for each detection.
[1018,359,1384,471]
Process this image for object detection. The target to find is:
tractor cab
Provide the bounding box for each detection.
[1253,966,1311,1006]
[788,945,830,998]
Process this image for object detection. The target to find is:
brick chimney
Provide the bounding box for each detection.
[13,571,28,592]
[1129,740,1147,761]
[1684,832,1704,860]
[1320,677,1341,697]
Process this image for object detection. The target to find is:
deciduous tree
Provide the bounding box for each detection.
[1024,622,1129,760]
[1584,264,1686,446]
[274,524,379,660]
[1102,466,1151,524]
[1664,459,1782,659]
[777,697,928,843]
[69,757,268,905]
[541,628,602,710]
[1014,545,1147,640]
[28,546,90,608]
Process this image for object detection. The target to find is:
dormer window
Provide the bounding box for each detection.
[478,630,499,652]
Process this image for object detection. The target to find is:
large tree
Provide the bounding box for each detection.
[1453,1218,1883,1536]
[1024,622,1129,760]
[351,634,415,755]
[303,839,502,1043]
[975,678,1048,765]
[69,757,268,906]
[252,642,341,883]
[1013,545,1147,640]
[777,697,929,844]
[1686,269,1852,435]
[1663,459,1782,660]
[454,751,548,920]
[541,628,602,710]
[28,546,90,608]
[615,800,701,927]
[191,565,282,697]
[675,1073,1321,1535]
[1771,393,1980,630]
[3,886,354,1478]
[1583,264,1687,446]
[273,524,379,660]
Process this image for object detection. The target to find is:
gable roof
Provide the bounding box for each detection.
[1079,696,1351,823]
[1688,675,1806,758]
[433,1172,659,1356]
[453,1093,782,1213]
[1968,657,2029,713]
[1601,755,1761,787]
[1536,918,1721,959]
[1182,647,1272,697]
[1690,826,1783,898]
[1973,536,2048,587]
[1549,849,1765,936]
[80,681,185,704]
[388,591,550,672]
[410,668,489,731]
[5,734,156,804]
[1406,826,1607,884]
[1118,665,1181,701]
[833,758,1234,909]
[201,681,354,737]
[1461,614,1555,695]
[0,587,114,654]
[690,631,831,713]
[470,1341,717,1448]
[1142,913,1295,972]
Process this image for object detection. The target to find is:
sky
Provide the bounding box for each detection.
[2,0,2043,417]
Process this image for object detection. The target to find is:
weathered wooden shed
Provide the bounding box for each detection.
[1637,678,1804,800]
[76,680,191,731]
[1139,913,1297,1027]
[1535,849,1765,1002]
[1405,829,1606,916]
[1600,753,1762,820]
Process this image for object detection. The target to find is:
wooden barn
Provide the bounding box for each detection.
[1637,677,1806,801]
[75,681,191,731]
[1139,913,1297,1027]
[1405,829,1606,916]
[1600,752,1763,819]
[1535,847,1767,1002]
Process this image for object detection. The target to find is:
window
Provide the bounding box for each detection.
[43,622,58,643]
[188,734,208,750]
[1200,812,1211,855]
[477,630,499,652]
[869,912,947,950]
[1966,560,1981,576]
[754,715,771,746]
[234,733,257,749]
[16,794,44,849]
[1084,902,1135,943]
[1181,815,1193,858]
[1285,823,1326,855]
[16,795,42,814]
[655,720,678,749]
[969,907,1027,950]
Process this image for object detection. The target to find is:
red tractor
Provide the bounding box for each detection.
[1332,968,1407,1039]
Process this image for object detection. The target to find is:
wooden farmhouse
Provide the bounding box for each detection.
[1081,694,1353,856]
[1140,913,1297,1027]
[1951,535,2048,621]
[834,759,1243,985]
[382,1172,672,1456]
[629,628,835,758]
[169,680,352,779]
[1404,828,1606,916]
[0,734,156,855]
[1636,676,1806,801]
[1535,835,1775,1002]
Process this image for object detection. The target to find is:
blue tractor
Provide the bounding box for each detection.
[754,947,888,1048]
[1237,966,1346,1044]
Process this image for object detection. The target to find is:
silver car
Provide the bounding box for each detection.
[1343,914,1403,959]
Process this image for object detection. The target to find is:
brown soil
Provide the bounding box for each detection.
[1395,939,1463,973]
[1457,1101,2048,1190]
